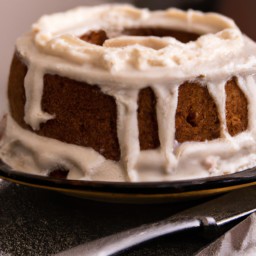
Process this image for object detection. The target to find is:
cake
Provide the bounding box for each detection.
[1,4,256,182]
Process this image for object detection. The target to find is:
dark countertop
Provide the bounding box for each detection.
[0,180,231,256]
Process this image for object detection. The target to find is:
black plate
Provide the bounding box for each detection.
[1,159,256,203]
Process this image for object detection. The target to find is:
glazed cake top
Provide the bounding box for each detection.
[16,4,256,87]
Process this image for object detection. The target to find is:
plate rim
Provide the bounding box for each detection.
[1,159,256,195]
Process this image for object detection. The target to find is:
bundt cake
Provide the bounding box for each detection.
[1,4,256,182]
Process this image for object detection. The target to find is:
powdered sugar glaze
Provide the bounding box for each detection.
[2,4,256,182]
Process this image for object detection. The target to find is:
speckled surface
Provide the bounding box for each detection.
[0,180,226,256]
[197,213,256,256]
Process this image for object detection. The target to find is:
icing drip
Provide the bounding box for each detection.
[207,81,229,139]
[237,76,256,135]
[115,90,140,181]
[154,86,178,173]
[24,64,54,130]
[2,5,256,182]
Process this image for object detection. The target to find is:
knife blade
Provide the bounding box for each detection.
[55,186,256,256]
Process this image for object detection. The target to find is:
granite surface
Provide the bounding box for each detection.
[0,180,234,256]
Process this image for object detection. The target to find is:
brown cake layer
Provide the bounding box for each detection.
[138,88,160,150]
[80,30,108,46]
[9,53,249,156]
[48,168,69,179]
[41,75,120,161]
[8,51,248,162]
[175,78,248,141]
[226,78,248,136]
[8,54,120,161]
[8,53,27,129]
[175,81,221,142]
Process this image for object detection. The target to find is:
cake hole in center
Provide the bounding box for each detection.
[122,27,200,43]
[80,28,201,45]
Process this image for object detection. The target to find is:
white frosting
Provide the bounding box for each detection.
[32,5,244,74]
[2,4,256,182]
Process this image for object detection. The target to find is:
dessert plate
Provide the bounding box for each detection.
[0,159,256,203]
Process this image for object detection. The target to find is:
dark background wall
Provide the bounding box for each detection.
[135,0,256,40]
[220,0,256,40]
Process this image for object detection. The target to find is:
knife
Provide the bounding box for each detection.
[55,186,256,256]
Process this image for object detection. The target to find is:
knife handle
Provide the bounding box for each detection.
[55,216,216,256]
